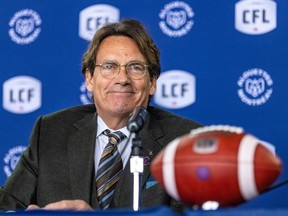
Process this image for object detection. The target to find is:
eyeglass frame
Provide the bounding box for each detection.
[94,61,149,80]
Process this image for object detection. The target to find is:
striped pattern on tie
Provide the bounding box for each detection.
[96,130,126,209]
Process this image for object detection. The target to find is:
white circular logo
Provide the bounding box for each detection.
[80,81,93,105]
[237,68,273,106]
[9,9,42,45]
[154,70,196,109]
[159,1,195,37]
[3,146,27,177]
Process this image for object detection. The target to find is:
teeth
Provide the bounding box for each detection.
[190,125,244,135]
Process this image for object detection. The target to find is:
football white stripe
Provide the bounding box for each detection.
[162,137,181,200]
[238,134,259,200]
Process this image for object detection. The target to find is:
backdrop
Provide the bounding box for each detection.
[0,0,287,209]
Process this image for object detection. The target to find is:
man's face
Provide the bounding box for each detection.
[85,36,157,119]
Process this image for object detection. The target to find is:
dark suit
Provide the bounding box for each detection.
[0,105,201,211]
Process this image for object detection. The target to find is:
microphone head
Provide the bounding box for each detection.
[127,107,147,132]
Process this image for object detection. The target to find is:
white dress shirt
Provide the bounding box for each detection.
[94,116,132,175]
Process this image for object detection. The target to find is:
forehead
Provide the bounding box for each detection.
[100,35,137,46]
[96,36,145,61]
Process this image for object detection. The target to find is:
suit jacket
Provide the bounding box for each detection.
[0,105,201,211]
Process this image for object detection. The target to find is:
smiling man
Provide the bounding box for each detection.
[0,19,201,212]
[85,35,156,129]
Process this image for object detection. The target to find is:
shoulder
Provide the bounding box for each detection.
[29,104,96,138]
[147,106,202,129]
[35,104,96,130]
[143,106,202,147]
[42,104,96,120]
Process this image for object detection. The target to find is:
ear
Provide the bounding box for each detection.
[85,69,94,92]
[149,77,157,95]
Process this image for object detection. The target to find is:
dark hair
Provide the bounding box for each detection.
[81,19,161,79]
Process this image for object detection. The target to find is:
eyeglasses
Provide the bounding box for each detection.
[95,61,148,80]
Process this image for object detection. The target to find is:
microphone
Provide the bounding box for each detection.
[127,107,147,133]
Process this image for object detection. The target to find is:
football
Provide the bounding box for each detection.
[151,125,282,208]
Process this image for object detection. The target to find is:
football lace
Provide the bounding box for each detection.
[190,125,244,135]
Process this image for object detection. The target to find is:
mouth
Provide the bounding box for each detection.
[109,91,135,96]
[106,86,136,97]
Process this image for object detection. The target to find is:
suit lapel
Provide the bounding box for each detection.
[67,112,98,206]
[140,110,166,189]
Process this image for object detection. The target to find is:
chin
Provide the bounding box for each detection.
[109,100,148,115]
[110,105,133,116]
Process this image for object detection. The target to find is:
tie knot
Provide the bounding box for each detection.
[103,129,126,145]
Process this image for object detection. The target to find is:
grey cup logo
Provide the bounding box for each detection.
[159,1,194,37]
[9,9,42,45]
[3,146,27,177]
[237,68,273,106]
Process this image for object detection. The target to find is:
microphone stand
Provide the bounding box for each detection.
[130,132,143,211]
[127,106,147,211]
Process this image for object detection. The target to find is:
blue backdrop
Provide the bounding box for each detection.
[0,0,287,209]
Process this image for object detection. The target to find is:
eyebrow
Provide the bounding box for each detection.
[98,60,147,65]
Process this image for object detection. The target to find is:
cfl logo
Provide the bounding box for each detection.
[79,4,120,41]
[3,76,42,114]
[194,138,218,154]
[154,70,196,109]
[235,0,276,35]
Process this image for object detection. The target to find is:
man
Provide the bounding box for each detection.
[0,19,201,211]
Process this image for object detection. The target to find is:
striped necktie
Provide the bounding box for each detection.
[96,129,126,209]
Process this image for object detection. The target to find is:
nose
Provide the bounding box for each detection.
[116,66,130,83]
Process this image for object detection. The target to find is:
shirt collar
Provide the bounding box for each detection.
[97,115,130,138]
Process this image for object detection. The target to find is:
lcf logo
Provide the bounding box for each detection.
[235,0,276,35]
[154,70,196,109]
[3,76,42,114]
